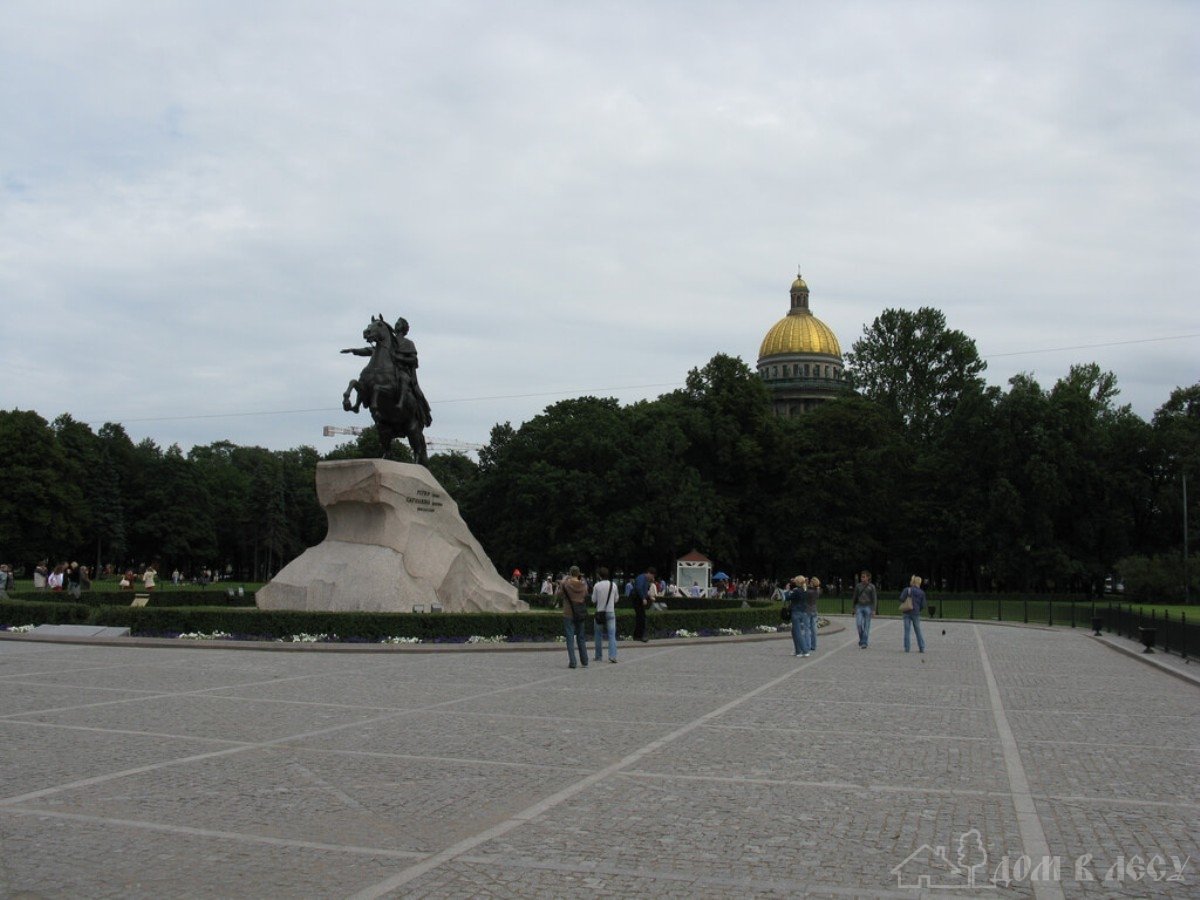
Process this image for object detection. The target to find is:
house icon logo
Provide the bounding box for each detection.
[891,829,996,890]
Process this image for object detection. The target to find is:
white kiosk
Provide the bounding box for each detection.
[675,549,713,597]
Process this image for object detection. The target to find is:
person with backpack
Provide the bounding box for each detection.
[557,566,590,669]
[899,575,927,653]
[591,566,620,663]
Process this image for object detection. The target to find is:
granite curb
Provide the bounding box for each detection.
[0,622,846,653]
[1090,632,1200,688]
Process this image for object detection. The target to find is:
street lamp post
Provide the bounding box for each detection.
[1185,472,1190,605]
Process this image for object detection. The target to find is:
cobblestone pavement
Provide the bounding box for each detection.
[0,619,1196,898]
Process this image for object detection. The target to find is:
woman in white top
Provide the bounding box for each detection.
[591,567,619,663]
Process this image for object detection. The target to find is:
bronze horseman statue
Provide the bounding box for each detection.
[341,315,433,465]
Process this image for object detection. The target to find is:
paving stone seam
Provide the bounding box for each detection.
[1023,737,1200,751]
[0,644,683,722]
[0,668,370,721]
[700,723,996,742]
[0,678,171,695]
[1006,708,1199,721]
[0,806,426,861]
[454,852,918,898]
[343,626,866,900]
[0,659,620,807]
[618,771,1200,810]
[619,770,1005,797]
[974,624,1065,900]
[718,697,995,712]
[291,745,580,773]
[0,717,253,746]
[1035,794,1200,811]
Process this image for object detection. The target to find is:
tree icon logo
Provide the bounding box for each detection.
[956,828,988,887]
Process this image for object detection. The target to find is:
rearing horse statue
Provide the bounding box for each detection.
[341,315,430,466]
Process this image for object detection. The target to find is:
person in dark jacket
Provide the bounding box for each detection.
[804,577,821,653]
[853,570,877,649]
[632,566,655,642]
[786,576,810,657]
[900,575,927,653]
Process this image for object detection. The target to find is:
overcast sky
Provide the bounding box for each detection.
[3,1,1196,455]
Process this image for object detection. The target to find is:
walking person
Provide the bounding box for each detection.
[900,575,927,653]
[558,566,590,668]
[632,566,655,642]
[592,566,619,663]
[804,577,821,653]
[66,562,82,600]
[853,570,877,649]
[786,577,810,657]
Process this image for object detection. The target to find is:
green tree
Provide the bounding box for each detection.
[1151,382,1200,600]
[0,410,85,567]
[427,451,479,499]
[845,307,986,439]
[135,444,218,567]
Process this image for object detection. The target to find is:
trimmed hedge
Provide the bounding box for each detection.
[0,599,783,641]
[4,590,256,608]
[518,592,762,612]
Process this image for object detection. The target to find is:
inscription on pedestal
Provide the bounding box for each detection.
[405,488,444,513]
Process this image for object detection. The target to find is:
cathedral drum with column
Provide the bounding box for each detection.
[757,271,850,416]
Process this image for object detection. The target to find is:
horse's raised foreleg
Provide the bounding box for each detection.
[343,380,362,413]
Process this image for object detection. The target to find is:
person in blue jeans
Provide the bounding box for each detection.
[786,577,810,656]
[804,577,821,653]
[900,575,927,653]
[853,570,877,649]
[557,566,590,668]
[591,566,619,663]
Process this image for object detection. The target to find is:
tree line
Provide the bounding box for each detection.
[2,307,1196,598]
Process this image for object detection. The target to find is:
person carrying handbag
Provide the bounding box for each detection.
[558,566,591,669]
[899,575,927,653]
[591,566,619,663]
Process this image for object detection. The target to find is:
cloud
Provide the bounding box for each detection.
[1,0,1196,452]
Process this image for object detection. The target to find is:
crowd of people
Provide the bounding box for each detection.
[3,560,236,596]
[545,566,931,668]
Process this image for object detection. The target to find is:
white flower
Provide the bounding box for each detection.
[754,624,778,633]
[381,635,422,644]
[466,635,506,644]
[672,629,698,639]
[177,630,231,641]
[6,624,35,634]
[717,628,740,636]
[284,632,337,643]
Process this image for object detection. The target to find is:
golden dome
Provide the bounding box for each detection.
[759,312,842,359]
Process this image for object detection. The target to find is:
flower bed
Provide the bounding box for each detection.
[0,599,788,644]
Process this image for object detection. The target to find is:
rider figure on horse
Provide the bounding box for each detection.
[392,317,433,428]
[340,316,432,428]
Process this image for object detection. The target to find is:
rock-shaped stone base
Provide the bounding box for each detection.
[256,459,526,613]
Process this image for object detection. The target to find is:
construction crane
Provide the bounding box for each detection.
[321,426,483,454]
